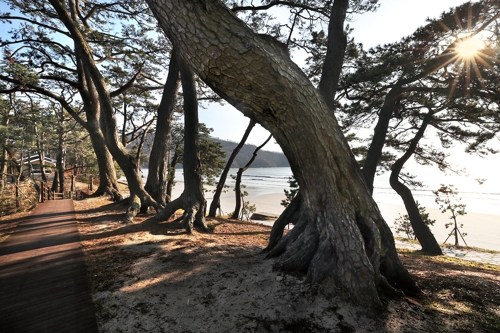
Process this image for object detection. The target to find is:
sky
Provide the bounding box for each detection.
[198,0,500,191]
[1,1,497,191]
[198,0,477,151]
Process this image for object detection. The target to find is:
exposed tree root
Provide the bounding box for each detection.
[91,184,123,202]
[264,192,302,252]
[155,192,209,233]
[124,191,163,223]
[267,205,421,306]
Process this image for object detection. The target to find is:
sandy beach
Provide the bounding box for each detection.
[170,182,500,251]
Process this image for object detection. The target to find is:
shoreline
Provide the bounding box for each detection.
[140,180,500,251]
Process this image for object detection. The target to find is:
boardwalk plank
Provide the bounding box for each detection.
[0,199,98,333]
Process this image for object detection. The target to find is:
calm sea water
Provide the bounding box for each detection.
[143,166,499,215]
[139,166,500,249]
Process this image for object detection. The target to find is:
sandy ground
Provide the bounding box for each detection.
[73,196,500,333]
[172,182,500,251]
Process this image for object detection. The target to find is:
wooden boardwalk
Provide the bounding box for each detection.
[0,199,98,333]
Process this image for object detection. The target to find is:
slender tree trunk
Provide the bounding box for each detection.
[156,55,208,233]
[318,0,349,110]
[230,134,272,219]
[360,34,463,193]
[146,0,419,306]
[146,49,181,206]
[389,112,442,255]
[166,153,178,201]
[208,119,256,217]
[0,104,10,187]
[56,111,65,193]
[362,87,402,193]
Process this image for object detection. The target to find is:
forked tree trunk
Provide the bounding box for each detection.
[146,49,181,206]
[230,134,271,220]
[146,0,419,307]
[208,118,256,217]
[389,112,442,255]
[155,55,208,233]
[88,129,122,201]
[78,63,122,201]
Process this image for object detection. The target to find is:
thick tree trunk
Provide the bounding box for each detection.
[88,128,122,201]
[208,119,255,217]
[230,134,272,220]
[389,112,442,255]
[156,55,208,233]
[80,73,122,201]
[146,0,419,306]
[268,0,348,248]
[50,171,59,193]
[145,49,181,206]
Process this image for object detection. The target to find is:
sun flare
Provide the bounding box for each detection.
[456,36,484,58]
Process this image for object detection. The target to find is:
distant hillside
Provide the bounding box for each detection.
[141,136,289,168]
[212,138,289,168]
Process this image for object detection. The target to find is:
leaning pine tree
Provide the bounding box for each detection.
[145,0,419,308]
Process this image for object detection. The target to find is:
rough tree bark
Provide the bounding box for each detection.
[145,49,181,206]
[268,0,349,248]
[389,111,442,255]
[230,134,271,219]
[146,0,419,306]
[208,118,256,217]
[155,55,209,233]
[87,128,122,200]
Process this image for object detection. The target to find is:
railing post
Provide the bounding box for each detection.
[40,181,45,203]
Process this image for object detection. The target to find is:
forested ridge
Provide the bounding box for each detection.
[138,135,289,168]
[198,138,289,168]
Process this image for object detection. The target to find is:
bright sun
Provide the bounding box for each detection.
[456,36,484,58]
